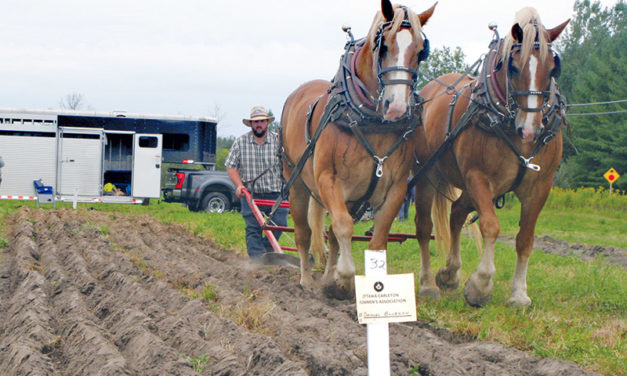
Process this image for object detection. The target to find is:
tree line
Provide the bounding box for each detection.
[217,0,625,191]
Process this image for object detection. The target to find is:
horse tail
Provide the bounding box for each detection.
[432,182,483,257]
[307,197,328,268]
[432,181,454,256]
[468,214,483,256]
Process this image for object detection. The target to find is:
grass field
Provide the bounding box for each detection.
[0,187,625,375]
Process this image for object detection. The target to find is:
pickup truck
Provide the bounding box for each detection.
[163,166,240,213]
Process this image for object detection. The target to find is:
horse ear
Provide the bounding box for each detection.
[548,19,570,42]
[381,0,394,22]
[511,23,523,43]
[418,2,437,26]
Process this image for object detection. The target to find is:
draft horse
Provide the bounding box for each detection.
[281,0,436,298]
[414,8,569,306]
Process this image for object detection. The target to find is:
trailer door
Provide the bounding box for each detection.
[0,132,56,196]
[132,134,162,198]
[57,127,104,196]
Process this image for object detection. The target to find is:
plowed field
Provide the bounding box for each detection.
[0,207,600,375]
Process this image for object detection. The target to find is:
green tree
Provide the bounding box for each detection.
[268,109,280,133]
[215,148,229,171]
[417,46,470,88]
[217,136,235,150]
[555,0,626,190]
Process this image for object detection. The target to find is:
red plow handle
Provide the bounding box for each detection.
[243,189,284,253]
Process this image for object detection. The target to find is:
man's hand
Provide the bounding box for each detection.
[235,185,246,198]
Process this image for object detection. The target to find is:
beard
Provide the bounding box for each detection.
[252,127,267,138]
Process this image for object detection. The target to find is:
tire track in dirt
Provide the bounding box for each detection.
[0,207,601,375]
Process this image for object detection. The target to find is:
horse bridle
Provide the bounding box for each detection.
[478,31,567,185]
[372,7,430,115]
[489,23,562,127]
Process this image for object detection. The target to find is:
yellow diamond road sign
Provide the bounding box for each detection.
[604,168,620,184]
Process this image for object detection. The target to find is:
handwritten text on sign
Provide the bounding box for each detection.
[355,273,417,324]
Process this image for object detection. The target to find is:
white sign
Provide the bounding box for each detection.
[355,273,417,324]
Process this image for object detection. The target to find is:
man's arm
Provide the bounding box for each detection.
[227,167,246,198]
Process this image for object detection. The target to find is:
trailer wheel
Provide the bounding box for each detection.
[200,192,230,213]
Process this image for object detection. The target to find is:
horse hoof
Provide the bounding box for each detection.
[322,282,354,300]
[418,286,441,299]
[463,279,492,307]
[507,294,532,307]
[299,279,315,292]
[435,269,459,291]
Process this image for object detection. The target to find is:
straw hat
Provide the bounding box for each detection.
[242,106,275,127]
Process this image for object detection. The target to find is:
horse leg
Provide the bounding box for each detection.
[321,224,340,285]
[436,192,472,291]
[369,187,406,250]
[463,173,499,307]
[414,179,440,298]
[318,175,355,299]
[509,183,551,306]
[289,182,315,290]
[307,197,328,268]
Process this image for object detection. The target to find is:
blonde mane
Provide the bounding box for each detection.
[501,7,550,69]
[367,4,423,48]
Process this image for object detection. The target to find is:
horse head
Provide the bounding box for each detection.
[498,8,569,143]
[361,0,436,121]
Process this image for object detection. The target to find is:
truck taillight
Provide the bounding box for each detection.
[175,172,185,189]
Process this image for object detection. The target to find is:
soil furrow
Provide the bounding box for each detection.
[0,214,58,375]
[34,217,134,376]
[90,212,310,375]
[39,210,198,376]
[0,207,602,376]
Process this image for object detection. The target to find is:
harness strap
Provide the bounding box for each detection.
[268,95,341,218]
[408,100,481,191]
[348,120,414,220]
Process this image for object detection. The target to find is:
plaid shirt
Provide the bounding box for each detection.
[225,131,283,193]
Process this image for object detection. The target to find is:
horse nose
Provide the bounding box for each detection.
[517,126,524,139]
[384,100,408,120]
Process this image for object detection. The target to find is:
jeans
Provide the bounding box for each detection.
[240,192,289,260]
[398,199,410,221]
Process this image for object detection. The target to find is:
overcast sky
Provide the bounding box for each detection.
[0,0,617,137]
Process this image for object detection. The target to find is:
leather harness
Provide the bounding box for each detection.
[276,23,426,221]
[408,31,568,204]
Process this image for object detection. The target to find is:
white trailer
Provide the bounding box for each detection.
[0,108,216,204]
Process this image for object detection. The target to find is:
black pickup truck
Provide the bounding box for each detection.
[163,166,239,213]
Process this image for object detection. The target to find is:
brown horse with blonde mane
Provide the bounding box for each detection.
[414,7,569,306]
[281,0,436,298]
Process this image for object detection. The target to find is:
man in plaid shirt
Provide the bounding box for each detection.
[226,106,289,263]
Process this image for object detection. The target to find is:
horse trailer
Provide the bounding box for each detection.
[0,108,217,204]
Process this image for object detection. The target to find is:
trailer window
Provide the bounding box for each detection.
[162,133,189,151]
[0,131,56,137]
[139,136,158,148]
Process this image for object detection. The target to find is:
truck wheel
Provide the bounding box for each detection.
[200,192,231,213]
